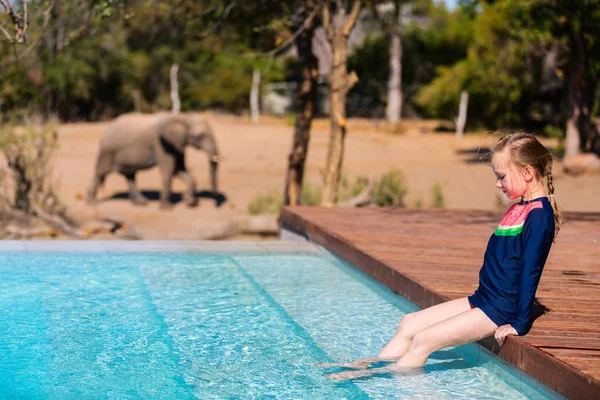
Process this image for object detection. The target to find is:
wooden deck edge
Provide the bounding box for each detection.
[280,206,600,400]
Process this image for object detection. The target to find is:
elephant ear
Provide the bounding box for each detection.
[159,117,188,153]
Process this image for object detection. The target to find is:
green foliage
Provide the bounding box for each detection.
[248,193,283,215]
[0,0,289,121]
[300,182,322,206]
[429,182,445,209]
[347,2,474,117]
[349,176,370,197]
[417,0,600,137]
[337,175,369,203]
[1,0,598,144]
[286,113,296,126]
[546,124,565,157]
[248,180,323,213]
[373,169,408,207]
[416,2,530,128]
[185,55,284,112]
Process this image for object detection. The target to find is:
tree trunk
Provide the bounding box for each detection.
[564,46,586,158]
[386,29,402,124]
[565,21,595,158]
[8,153,32,214]
[284,0,319,206]
[170,63,180,113]
[250,69,261,124]
[321,0,362,207]
[565,107,582,158]
[456,91,468,139]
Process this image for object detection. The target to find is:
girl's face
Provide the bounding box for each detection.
[491,150,528,200]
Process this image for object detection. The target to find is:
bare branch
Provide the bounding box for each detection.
[22,0,28,38]
[322,0,333,39]
[0,21,12,41]
[243,5,320,59]
[0,0,53,45]
[0,0,12,13]
[0,0,24,41]
[335,0,346,25]
[340,177,376,207]
[32,204,83,239]
[343,0,362,36]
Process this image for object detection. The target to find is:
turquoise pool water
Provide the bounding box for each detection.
[0,247,561,399]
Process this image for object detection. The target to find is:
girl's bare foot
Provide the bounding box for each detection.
[315,357,398,370]
[325,365,422,381]
[325,367,391,381]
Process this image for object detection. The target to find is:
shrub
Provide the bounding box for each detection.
[349,176,369,197]
[372,169,408,207]
[430,182,445,208]
[337,175,369,203]
[300,181,321,206]
[248,193,282,215]
[0,124,63,215]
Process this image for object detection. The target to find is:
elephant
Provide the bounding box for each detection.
[86,112,220,209]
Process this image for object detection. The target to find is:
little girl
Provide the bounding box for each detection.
[323,132,562,380]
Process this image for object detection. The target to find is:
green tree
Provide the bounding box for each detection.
[417,0,600,154]
[347,1,473,118]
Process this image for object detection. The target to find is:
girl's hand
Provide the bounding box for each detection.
[494,324,518,346]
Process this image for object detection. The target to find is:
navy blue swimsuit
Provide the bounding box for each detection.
[468,197,555,335]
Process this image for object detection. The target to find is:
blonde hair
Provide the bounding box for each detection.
[492,132,563,241]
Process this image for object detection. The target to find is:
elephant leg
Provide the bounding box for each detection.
[177,170,198,207]
[123,172,149,205]
[159,169,175,209]
[86,174,106,204]
[87,151,114,204]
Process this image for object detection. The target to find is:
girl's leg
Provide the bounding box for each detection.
[320,297,472,370]
[393,307,497,368]
[378,297,472,359]
[326,308,497,381]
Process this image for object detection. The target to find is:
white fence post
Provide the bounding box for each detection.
[456,90,469,139]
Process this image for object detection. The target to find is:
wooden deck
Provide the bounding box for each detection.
[280,206,600,400]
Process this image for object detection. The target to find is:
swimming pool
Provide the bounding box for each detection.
[0,241,562,399]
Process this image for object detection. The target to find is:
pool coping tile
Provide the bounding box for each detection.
[0,240,27,251]
[102,240,201,252]
[2,240,325,255]
[24,241,108,252]
[260,241,325,255]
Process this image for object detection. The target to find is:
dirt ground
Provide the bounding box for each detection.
[50,113,600,240]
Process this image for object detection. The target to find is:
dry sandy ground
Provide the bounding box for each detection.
[51,113,599,239]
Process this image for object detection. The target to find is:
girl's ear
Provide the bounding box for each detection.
[523,165,535,182]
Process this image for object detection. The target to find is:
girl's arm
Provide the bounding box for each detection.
[512,209,554,336]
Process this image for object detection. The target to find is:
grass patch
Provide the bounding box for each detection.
[300,181,321,206]
[248,193,282,215]
[429,182,445,209]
